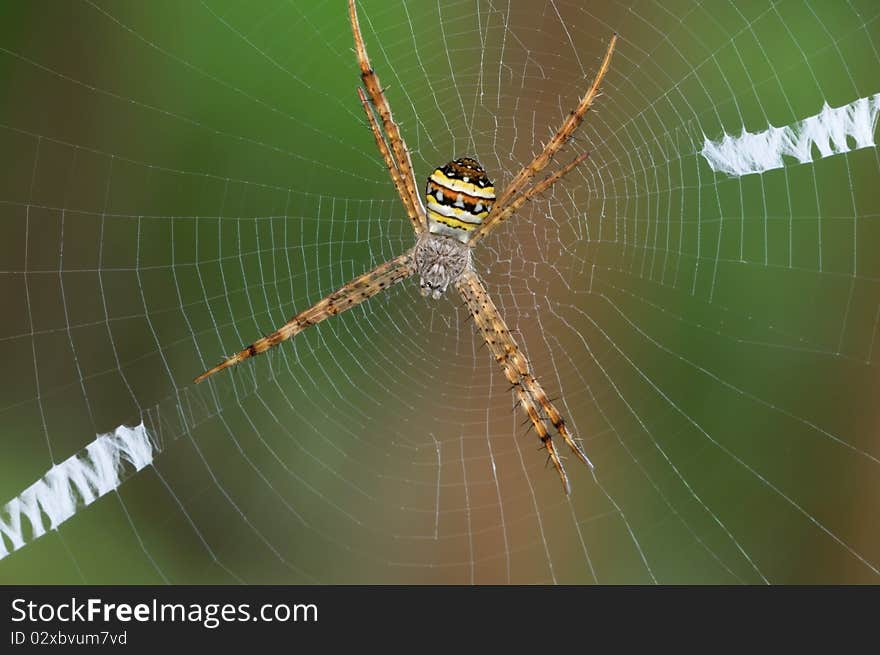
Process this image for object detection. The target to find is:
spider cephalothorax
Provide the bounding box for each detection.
[195,0,618,494]
[413,232,471,299]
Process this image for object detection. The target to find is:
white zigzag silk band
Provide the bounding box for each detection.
[700,93,880,177]
[0,422,154,559]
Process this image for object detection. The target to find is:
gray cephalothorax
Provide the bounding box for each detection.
[413,233,471,299]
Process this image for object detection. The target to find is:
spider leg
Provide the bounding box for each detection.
[349,0,426,234]
[194,249,415,383]
[469,153,589,243]
[469,33,617,245]
[456,269,589,494]
[357,88,423,235]
[494,34,616,211]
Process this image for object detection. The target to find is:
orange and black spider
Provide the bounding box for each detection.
[196,0,617,494]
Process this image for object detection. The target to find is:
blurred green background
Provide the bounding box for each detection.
[1,0,879,583]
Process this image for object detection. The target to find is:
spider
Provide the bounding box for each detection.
[195,0,617,494]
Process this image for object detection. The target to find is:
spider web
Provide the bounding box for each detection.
[1,0,879,584]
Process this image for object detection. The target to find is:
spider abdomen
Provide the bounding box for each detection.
[425,157,495,243]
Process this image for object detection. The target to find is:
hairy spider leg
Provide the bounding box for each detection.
[456,269,591,494]
[349,0,425,233]
[470,34,617,244]
[194,251,415,383]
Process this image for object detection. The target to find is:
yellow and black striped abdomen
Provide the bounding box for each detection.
[425,157,495,243]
